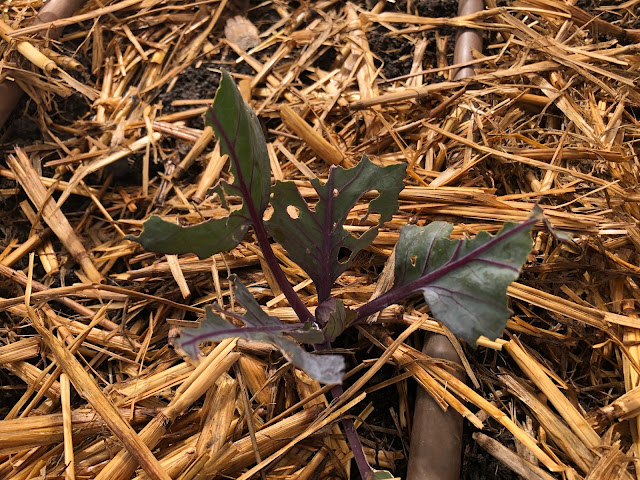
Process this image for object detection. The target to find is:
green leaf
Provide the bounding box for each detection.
[394,208,540,345]
[126,70,270,258]
[124,215,249,258]
[315,298,354,343]
[205,70,270,215]
[371,470,396,480]
[288,321,326,345]
[177,275,344,384]
[267,155,406,300]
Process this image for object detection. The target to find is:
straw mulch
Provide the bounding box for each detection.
[1,0,640,478]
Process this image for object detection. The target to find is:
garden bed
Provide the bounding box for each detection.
[1,0,640,479]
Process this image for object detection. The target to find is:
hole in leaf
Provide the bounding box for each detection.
[333,188,339,197]
[338,247,351,264]
[410,255,417,267]
[286,205,300,219]
[360,211,381,226]
[360,190,380,224]
[263,206,273,221]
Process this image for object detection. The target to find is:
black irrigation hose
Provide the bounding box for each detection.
[406,1,484,479]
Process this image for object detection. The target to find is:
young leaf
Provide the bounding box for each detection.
[177,275,344,384]
[205,70,271,215]
[315,298,354,343]
[267,155,406,300]
[392,208,540,346]
[126,69,270,258]
[371,470,396,480]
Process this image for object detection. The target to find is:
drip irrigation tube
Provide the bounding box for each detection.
[406,1,484,479]
[0,0,84,129]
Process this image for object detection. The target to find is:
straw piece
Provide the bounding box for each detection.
[95,340,239,480]
[7,149,102,283]
[0,337,40,364]
[473,432,557,480]
[501,374,593,473]
[620,302,640,479]
[3,360,61,400]
[116,254,260,280]
[20,201,59,275]
[0,406,155,454]
[294,369,350,464]
[113,362,195,404]
[280,105,345,167]
[55,132,162,209]
[203,405,321,476]
[173,126,215,180]
[593,384,640,427]
[196,375,237,455]
[60,373,75,480]
[234,396,364,480]
[0,19,57,74]
[344,3,381,133]
[0,168,119,202]
[238,355,271,407]
[166,255,191,299]
[192,142,227,204]
[29,307,171,480]
[509,282,640,328]
[505,340,601,450]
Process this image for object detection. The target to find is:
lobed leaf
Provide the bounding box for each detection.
[177,275,344,384]
[126,70,270,258]
[267,155,406,300]
[124,214,249,259]
[394,208,540,345]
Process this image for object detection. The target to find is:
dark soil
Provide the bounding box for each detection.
[368,28,416,79]
[158,65,220,121]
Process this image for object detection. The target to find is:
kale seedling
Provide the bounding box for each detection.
[127,70,539,480]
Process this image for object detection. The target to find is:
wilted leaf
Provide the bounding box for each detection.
[268,155,406,300]
[177,275,344,384]
[126,70,270,258]
[394,208,540,345]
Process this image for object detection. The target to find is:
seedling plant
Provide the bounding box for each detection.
[128,70,539,480]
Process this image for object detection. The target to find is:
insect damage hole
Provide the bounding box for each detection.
[286,205,300,219]
[338,247,351,264]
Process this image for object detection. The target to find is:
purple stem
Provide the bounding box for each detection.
[314,341,372,480]
[252,219,316,325]
[332,383,373,480]
[211,94,372,480]
[208,107,315,326]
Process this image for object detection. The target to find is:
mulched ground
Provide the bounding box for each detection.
[2,0,640,479]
